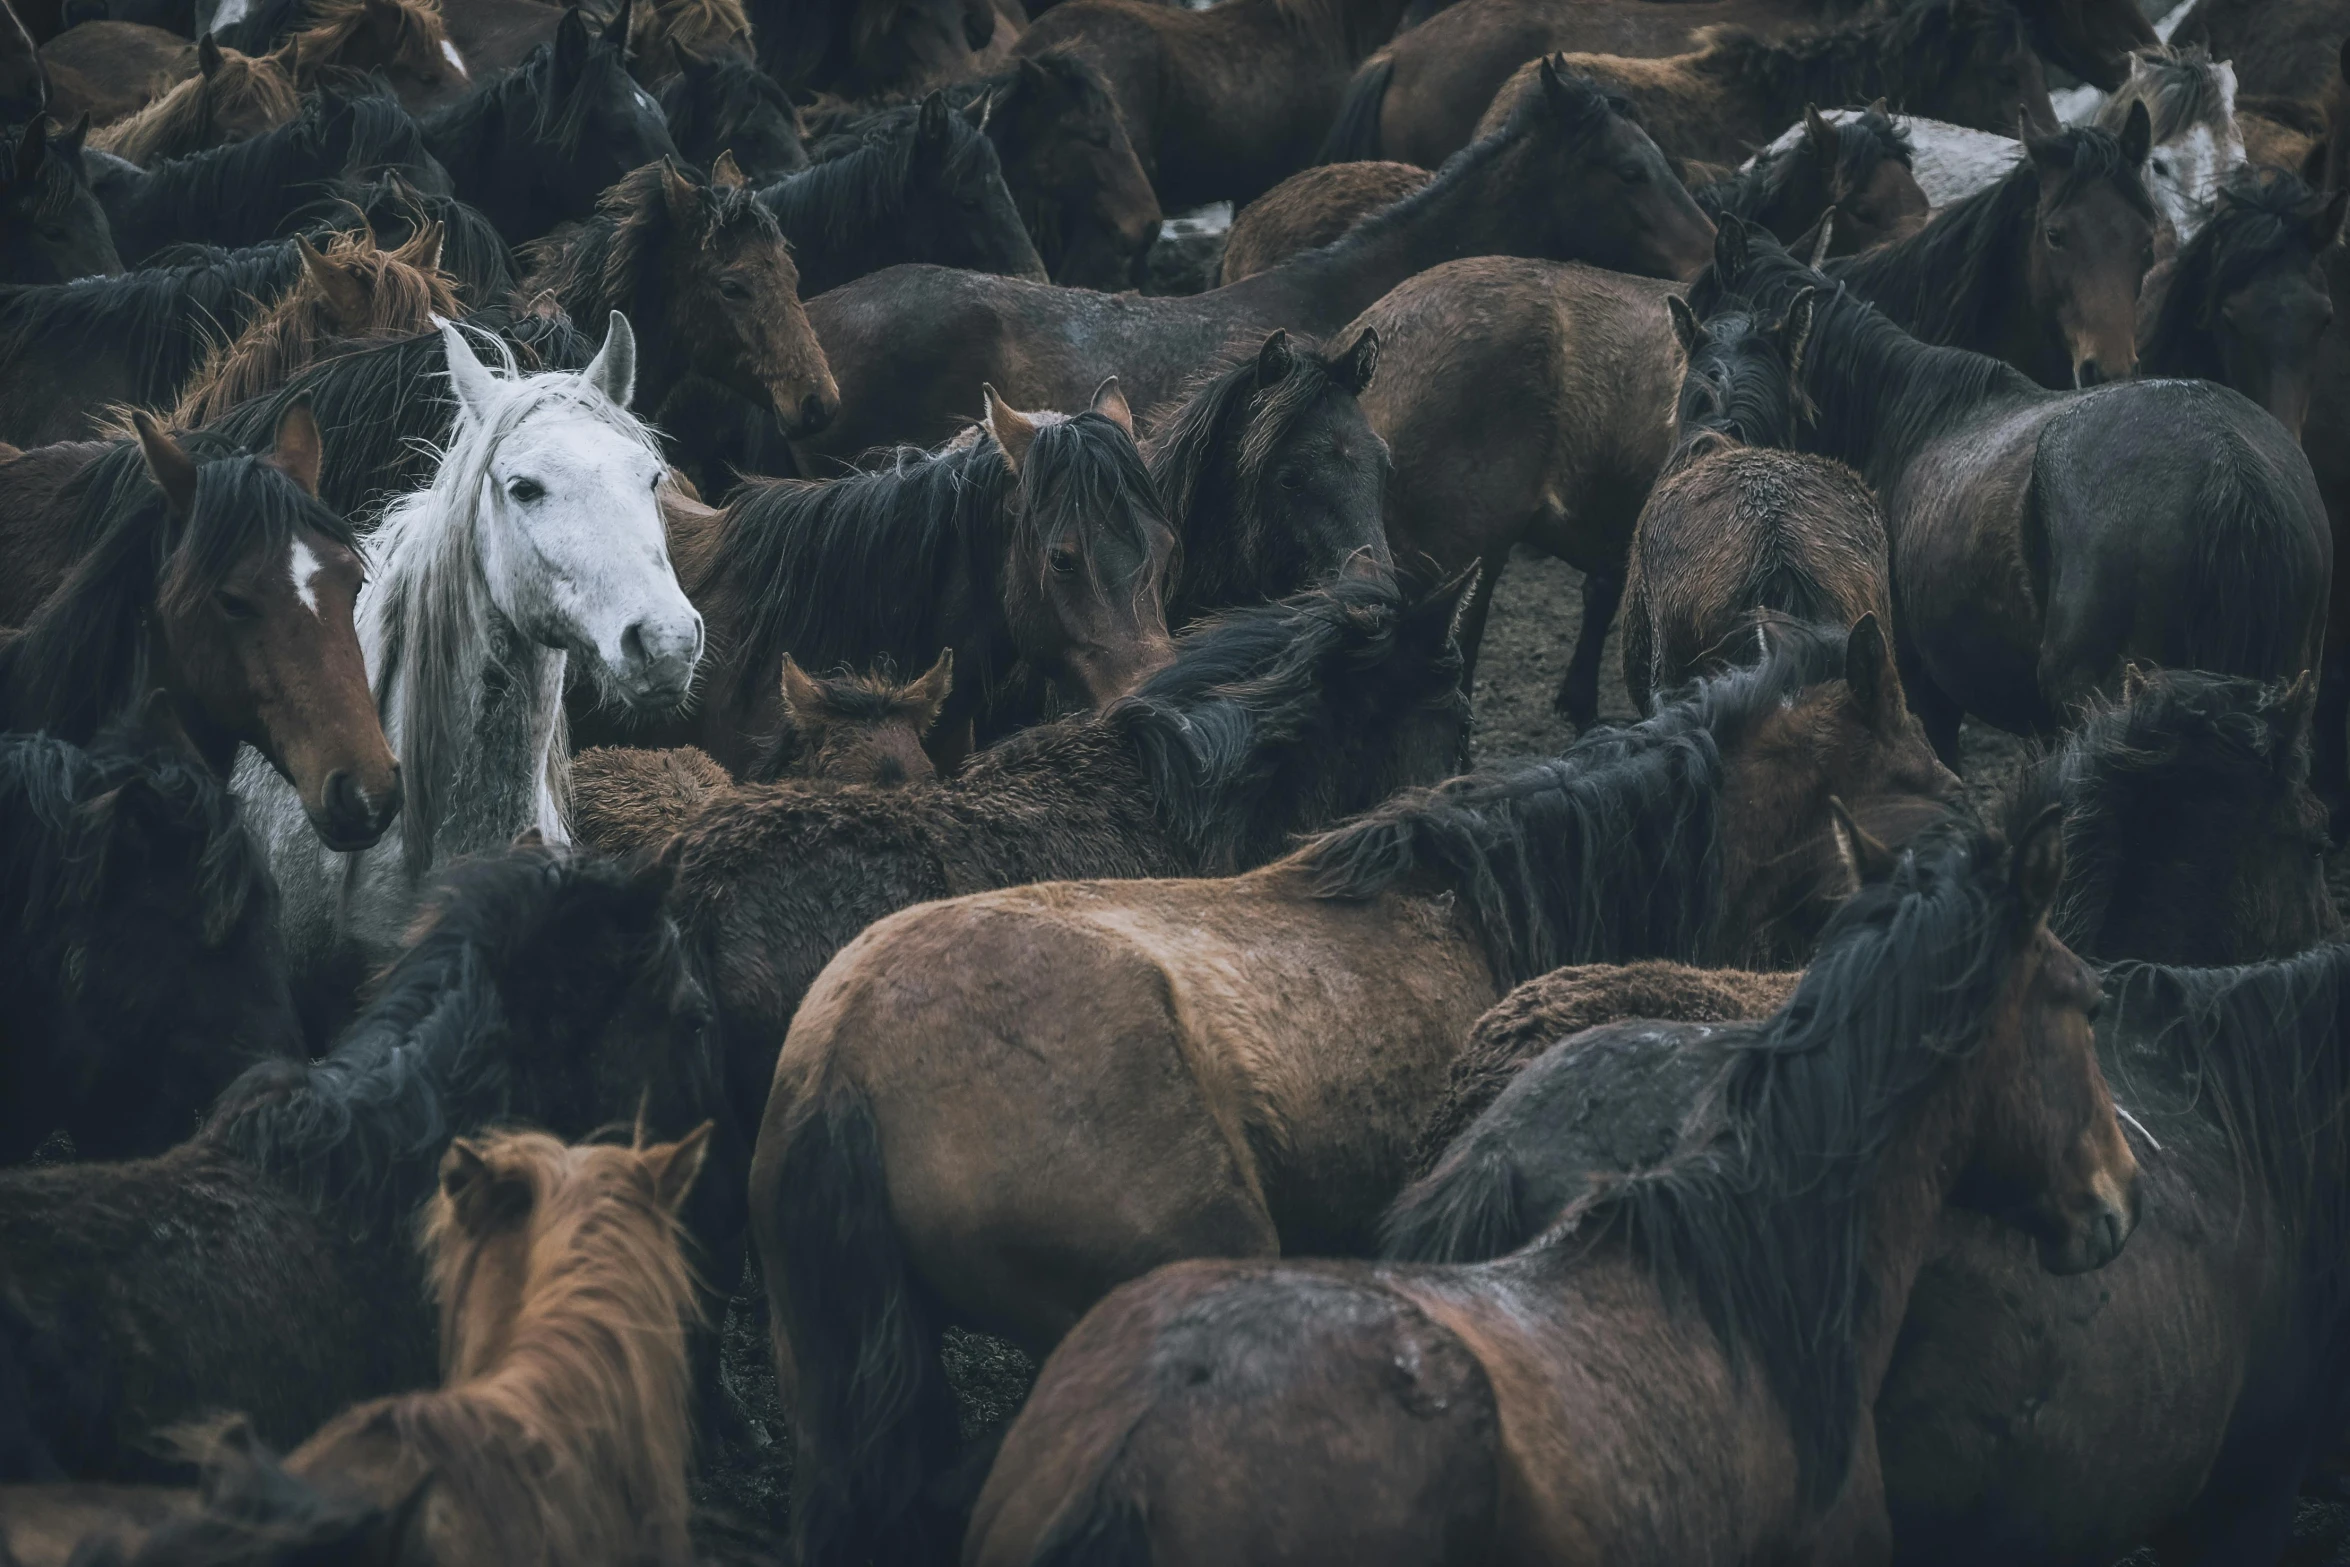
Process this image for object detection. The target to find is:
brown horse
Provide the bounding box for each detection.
[518,154,839,443]
[798,62,1713,457]
[1470,8,2053,169]
[1698,102,1928,258]
[36,20,185,126]
[84,35,294,165]
[278,0,476,112]
[0,411,403,848]
[1624,289,1894,712]
[2172,0,2350,102]
[1014,0,1414,210]
[1220,160,1429,284]
[164,225,458,428]
[629,0,755,80]
[750,616,1953,1567]
[1324,0,2098,170]
[964,809,2133,1567]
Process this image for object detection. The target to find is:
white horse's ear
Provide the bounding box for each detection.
[438,317,500,419]
[583,310,637,409]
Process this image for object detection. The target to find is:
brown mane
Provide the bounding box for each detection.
[167,224,460,428]
[87,44,299,165]
[637,0,755,73]
[288,0,457,83]
[285,1128,710,1567]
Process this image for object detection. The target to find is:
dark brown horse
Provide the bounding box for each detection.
[1704,223,2329,764]
[0,411,402,849]
[83,35,294,166]
[751,0,999,97]
[798,63,1712,457]
[517,154,840,442]
[750,617,1952,1567]
[1697,102,1928,258]
[0,114,117,284]
[1625,289,1894,713]
[2172,0,2350,102]
[1013,0,1414,210]
[961,48,1162,289]
[1320,0,2126,169]
[1468,5,2055,172]
[962,809,2131,1567]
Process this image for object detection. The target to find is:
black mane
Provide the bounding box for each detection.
[659,54,806,177]
[1828,124,2153,357]
[2142,167,2331,382]
[770,97,1003,259]
[0,429,358,744]
[1297,618,1857,984]
[1704,0,2033,115]
[420,36,597,163]
[1676,293,1811,454]
[1548,813,2031,1507]
[521,156,781,323]
[291,175,518,306]
[205,846,709,1241]
[1699,106,1912,227]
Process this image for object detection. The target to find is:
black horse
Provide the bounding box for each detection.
[1701,221,2328,763]
[0,113,116,283]
[0,724,300,1164]
[656,52,805,184]
[417,3,673,242]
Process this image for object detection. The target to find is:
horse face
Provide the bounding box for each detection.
[2141,115,2244,244]
[480,395,703,713]
[676,185,840,434]
[2028,154,2156,388]
[907,102,1049,283]
[1248,342,1393,597]
[569,50,679,215]
[1,119,121,283]
[1960,818,2138,1275]
[2214,242,2334,439]
[1555,111,1715,283]
[1007,59,1161,289]
[1833,155,1931,255]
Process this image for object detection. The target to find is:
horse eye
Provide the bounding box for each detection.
[215,589,259,622]
[507,477,545,503]
[2152,158,2173,178]
[2044,226,2065,248]
[1617,163,1647,184]
[1276,467,1307,490]
[1049,546,1080,575]
[718,278,752,302]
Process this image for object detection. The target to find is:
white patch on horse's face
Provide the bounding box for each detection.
[479,399,703,709]
[440,39,470,79]
[2152,123,2236,242]
[288,536,324,617]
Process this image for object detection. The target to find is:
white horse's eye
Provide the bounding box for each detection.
[508,477,545,503]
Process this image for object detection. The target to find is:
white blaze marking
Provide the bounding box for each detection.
[441,39,470,78]
[289,538,324,617]
[210,0,250,28]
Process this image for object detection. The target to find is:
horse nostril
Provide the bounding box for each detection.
[799,394,834,434]
[621,619,652,672]
[2077,359,2104,389]
[325,770,369,831]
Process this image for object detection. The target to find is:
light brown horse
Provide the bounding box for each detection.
[84,34,295,165]
[749,616,1955,1567]
[163,225,458,428]
[966,811,2137,1567]
[1220,160,1429,284]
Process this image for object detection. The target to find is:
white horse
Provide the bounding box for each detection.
[238,311,703,987]
[1756,43,2246,244]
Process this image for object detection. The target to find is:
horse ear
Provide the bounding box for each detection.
[658,156,701,228]
[55,112,86,160]
[198,32,224,78]
[963,88,994,130]
[268,398,324,497]
[553,3,591,77]
[777,654,823,724]
[710,148,745,190]
[10,113,42,183]
[1092,375,1135,436]
[1255,328,1294,389]
[1339,326,1380,394]
[1803,210,1836,268]
[2118,98,2151,168]
[1775,287,1816,381]
[1803,103,1835,162]
[438,317,503,420]
[915,90,951,164]
[583,310,637,409]
[902,648,954,731]
[2019,111,2070,164]
[1666,293,1702,359]
[2118,660,2151,705]
[296,234,371,329]
[644,1122,713,1215]
[602,0,633,51]
[133,412,200,518]
[438,1139,532,1231]
[1827,795,1899,887]
[410,218,446,277]
[2013,802,2066,931]
[1714,215,1751,285]
[1843,612,1902,731]
[982,383,1039,472]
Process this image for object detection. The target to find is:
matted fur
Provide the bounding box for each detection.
[287,0,459,83]
[87,44,298,166]
[167,225,459,427]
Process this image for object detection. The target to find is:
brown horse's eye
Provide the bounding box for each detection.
[215,590,259,622]
[718,279,752,303]
[1049,546,1080,575]
[2044,226,2065,248]
[1276,467,1307,490]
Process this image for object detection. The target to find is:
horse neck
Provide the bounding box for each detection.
[1845,1058,1991,1401]
[1795,296,2026,489]
[1251,0,1414,64]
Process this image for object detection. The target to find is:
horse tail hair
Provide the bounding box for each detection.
[1317,55,1393,164]
[2171,432,2324,679]
[1376,1142,1532,1264]
[765,1083,962,1567]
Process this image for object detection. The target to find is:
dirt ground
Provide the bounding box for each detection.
[695,546,2350,1563]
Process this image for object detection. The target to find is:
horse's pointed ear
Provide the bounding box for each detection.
[198,32,224,78]
[915,90,951,164]
[1340,326,1380,394]
[778,654,823,723]
[1867,96,1889,117]
[602,0,633,51]
[2019,110,2069,162]
[1776,287,1816,380]
[11,113,45,183]
[963,88,994,130]
[438,317,502,419]
[411,218,446,277]
[1666,293,1702,359]
[658,156,700,228]
[268,398,325,497]
[1714,215,1751,286]
[982,383,1039,472]
[1843,612,1902,731]
[1805,209,1836,268]
[133,411,200,518]
[2316,189,2348,253]
[554,3,591,77]
[2119,661,2151,705]
[2118,98,2151,168]
[903,648,954,731]
[439,1138,532,1231]
[710,148,745,190]
[56,113,87,160]
[1255,328,1294,389]
[2014,802,2066,931]
[1803,103,1835,162]
[296,234,371,328]
[645,1122,713,1214]
[1828,795,1898,888]
[1091,375,1135,437]
[583,310,637,408]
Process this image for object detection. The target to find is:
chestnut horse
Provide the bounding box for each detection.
[750,616,1953,1567]
[84,34,293,165]
[965,810,2134,1566]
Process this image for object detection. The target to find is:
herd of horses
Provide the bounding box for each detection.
[3,0,2350,1560]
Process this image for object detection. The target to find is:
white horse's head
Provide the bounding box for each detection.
[2102,47,2247,243]
[438,312,704,708]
